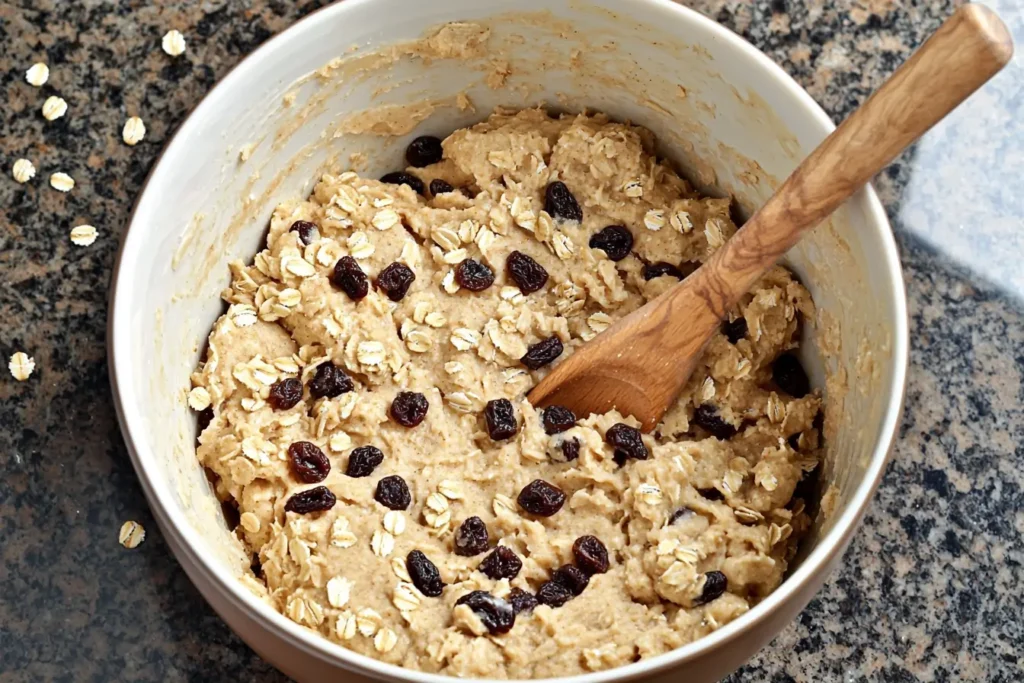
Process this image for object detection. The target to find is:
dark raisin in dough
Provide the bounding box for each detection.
[572,535,610,574]
[479,546,523,580]
[287,442,330,483]
[289,220,318,245]
[345,445,384,478]
[544,181,583,221]
[268,377,303,410]
[331,256,369,300]
[284,486,336,514]
[406,136,444,167]
[390,391,429,427]
[455,591,515,634]
[454,516,489,556]
[374,475,412,510]
[521,336,563,370]
[506,251,549,293]
[406,550,445,597]
[430,178,455,196]
[376,262,416,301]
[517,480,566,516]
[380,171,425,194]
[589,225,633,261]
[692,404,737,439]
[694,570,728,605]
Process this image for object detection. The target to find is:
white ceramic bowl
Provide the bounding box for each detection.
[108,0,909,681]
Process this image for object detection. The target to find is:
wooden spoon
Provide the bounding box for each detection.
[528,4,1012,431]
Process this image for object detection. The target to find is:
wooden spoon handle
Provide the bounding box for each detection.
[690,3,1013,314]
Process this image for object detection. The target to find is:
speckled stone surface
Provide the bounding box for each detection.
[1,1,1021,681]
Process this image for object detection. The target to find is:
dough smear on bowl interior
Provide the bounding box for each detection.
[191,108,823,678]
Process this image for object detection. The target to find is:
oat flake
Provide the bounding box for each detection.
[50,172,75,192]
[118,521,146,549]
[9,352,35,381]
[161,29,187,57]
[122,116,146,146]
[187,386,211,411]
[327,576,352,608]
[69,225,97,246]
[25,62,49,87]
[12,158,36,183]
[42,95,67,121]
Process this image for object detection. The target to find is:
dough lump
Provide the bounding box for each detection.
[193,108,822,678]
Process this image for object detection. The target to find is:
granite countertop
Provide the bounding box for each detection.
[1,0,1021,681]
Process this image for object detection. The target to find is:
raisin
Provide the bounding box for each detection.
[307,363,354,399]
[723,317,748,344]
[380,171,424,194]
[544,181,583,222]
[455,591,515,634]
[694,570,728,605]
[376,262,416,301]
[407,550,445,597]
[560,437,581,461]
[454,516,489,556]
[572,535,610,575]
[669,507,696,524]
[284,486,336,514]
[517,479,566,517]
[430,178,455,196]
[773,353,810,398]
[484,398,518,440]
[605,423,649,463]
[542,405,576,434]
[642,262,684,281]
[455,258,495,291]
[268,377,303,410]
[521,336,563,370]
[692,404,737,439]
[390,391,429,427]
[506,250,549,294]
[536,580,572,607]
[698,487,725,501]
[345,445,384,478]
[287,442,331,484]
[331,256,369,300]
[479,546,523,580]
[589,225,633,261]
[289,220,318,245]
[552,565,589,596]
[509,588,538,614]
[374,474,411,510]
[197,407,215,434]
[406,135,444,167]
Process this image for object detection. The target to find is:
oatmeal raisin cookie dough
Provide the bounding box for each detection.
[192,108,822,678]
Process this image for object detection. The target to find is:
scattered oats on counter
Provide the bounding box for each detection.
[50,172,75,192]
[25,62,49,87]
[189,107,824,678]
[42,95,67,121]
[161,29,187,57]
[12,158,36,183]
[69,224,98,246]
[9,352,35,381]
[118,521,146,549]
[122,116,146,146]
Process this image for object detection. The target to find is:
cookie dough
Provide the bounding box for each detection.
[192,108,823,678]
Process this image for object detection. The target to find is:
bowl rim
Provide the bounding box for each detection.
[107,0,910,680]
